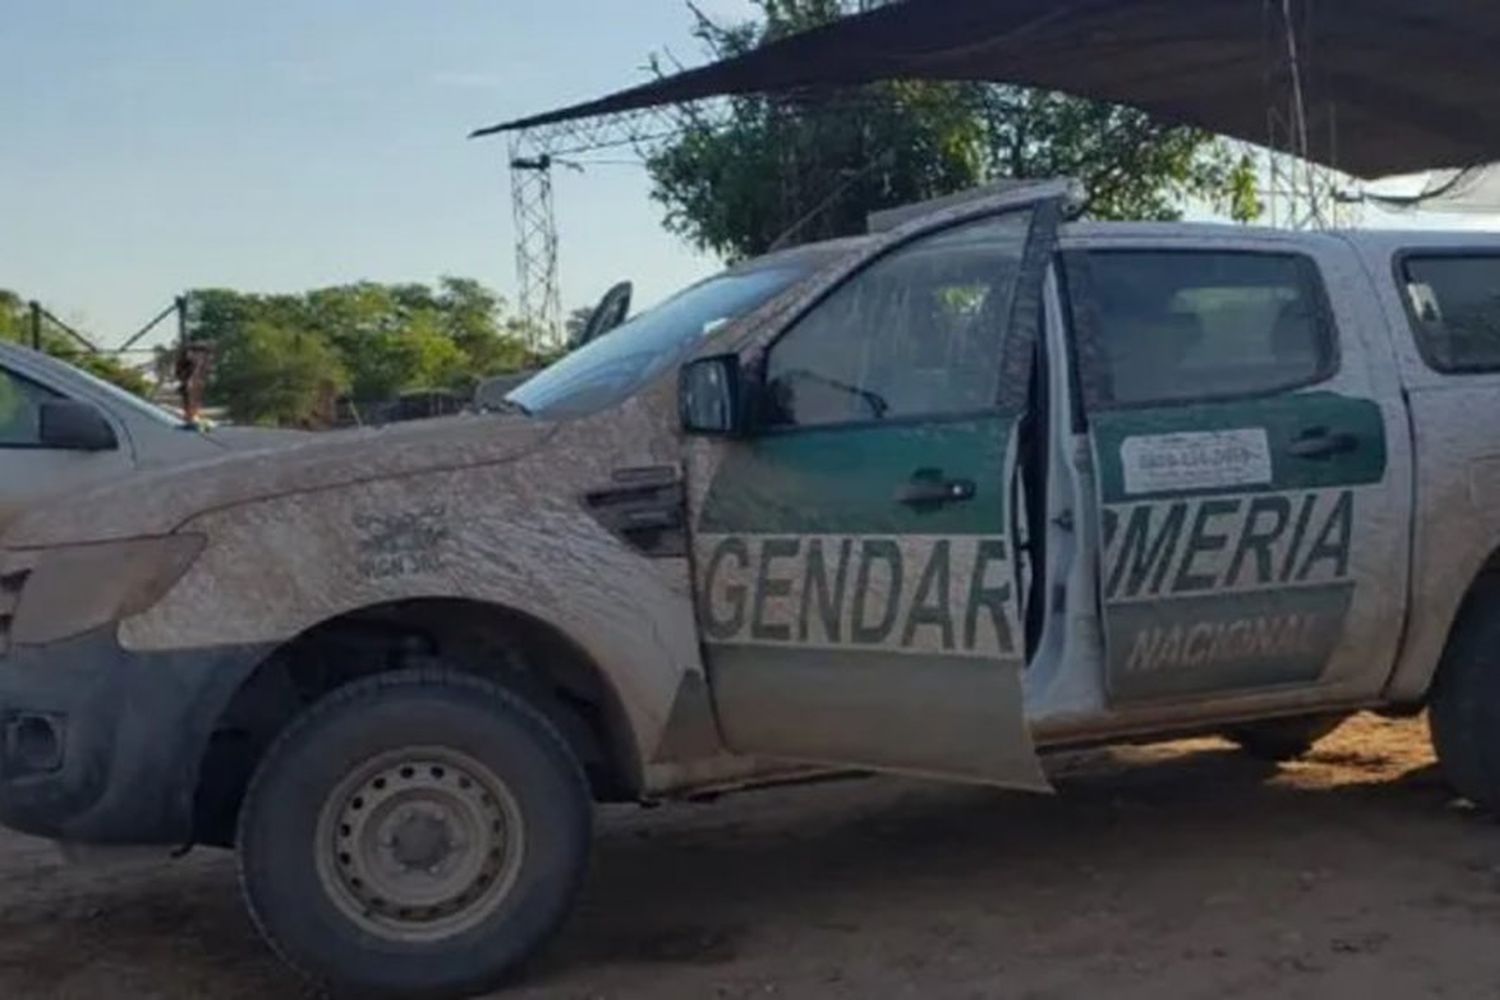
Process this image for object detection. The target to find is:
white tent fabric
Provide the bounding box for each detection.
[1366,167,1500,215]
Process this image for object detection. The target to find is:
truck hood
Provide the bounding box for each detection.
[202,425,313,452]
[2,413,557,548]
[0,424,312,541]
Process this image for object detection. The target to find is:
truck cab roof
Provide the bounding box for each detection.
[778,219,1500,266]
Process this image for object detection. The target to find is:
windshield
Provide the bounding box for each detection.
[509,264,810,418]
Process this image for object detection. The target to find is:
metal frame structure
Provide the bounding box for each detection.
[1262,0,1362,230]
[505,106,718,347]
[508,140,563,349]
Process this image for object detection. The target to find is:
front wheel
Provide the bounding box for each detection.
[237,670,592,998]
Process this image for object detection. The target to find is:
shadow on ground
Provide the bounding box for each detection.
[0,717,1492,1000]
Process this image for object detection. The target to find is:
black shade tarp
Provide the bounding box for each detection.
[473,0,1500,179]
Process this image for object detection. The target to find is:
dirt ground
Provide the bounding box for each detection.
[2,714,1499,999]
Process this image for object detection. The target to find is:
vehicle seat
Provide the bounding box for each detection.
[1108,311,1205,404]
[1269,299,1323,375]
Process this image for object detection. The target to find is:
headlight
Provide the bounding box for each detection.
[9,534,205,647]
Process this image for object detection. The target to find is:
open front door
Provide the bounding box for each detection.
[688,188,1064,787]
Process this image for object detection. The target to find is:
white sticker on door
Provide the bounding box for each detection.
[1120,428,1273,496]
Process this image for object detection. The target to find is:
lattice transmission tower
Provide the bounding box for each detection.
[503,106,720,348]
[508,139,562,350]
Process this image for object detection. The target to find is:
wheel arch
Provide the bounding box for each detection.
[191,596,644,846]
[1387,546,1500,707]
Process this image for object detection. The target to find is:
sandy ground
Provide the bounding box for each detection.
[1,714,1499,999]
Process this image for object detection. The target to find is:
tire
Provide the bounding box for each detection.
[1225,715,1344,763]
[1430,575,1500,812]
[237,669,592,999]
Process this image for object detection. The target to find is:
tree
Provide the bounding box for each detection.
[564,305,595,346]
[0,291,26,344]
[4,279,553,425]
[69,353,152,397]
[213,321,349,427]
[646,0,1261,261]
[972,88,1261,224]
[186,278,549,424]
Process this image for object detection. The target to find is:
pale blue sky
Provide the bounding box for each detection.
[0,0,757,345]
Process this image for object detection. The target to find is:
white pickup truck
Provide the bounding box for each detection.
[3,182,1500,996]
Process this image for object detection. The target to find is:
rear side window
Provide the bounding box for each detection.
[1071,250,1336,407]
[1400,254,1500,373]
[0,367,58,447]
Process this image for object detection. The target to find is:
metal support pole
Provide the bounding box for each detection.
[28,301,40,350]
[176,294,188,350]
[117,299,180,353]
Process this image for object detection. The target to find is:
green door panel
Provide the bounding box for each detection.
[1091,392,1387,503]
[1090,391,1385,704]
[693,415,1046,788]
[697,417,1013,536]
[1104,583,1354,702]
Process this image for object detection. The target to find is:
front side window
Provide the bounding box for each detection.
[1075,250,1336,407]
[0,368,58,447]
[763,210,1033,429]
[1401,254,1500,372]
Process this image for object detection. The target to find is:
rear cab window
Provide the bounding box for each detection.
[1065,249,1338,407]
[1399,253,1500,373]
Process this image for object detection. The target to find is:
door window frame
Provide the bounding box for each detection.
[1392,248,1500,375]
[1061,246,1343,416]
[747,198,1063,437]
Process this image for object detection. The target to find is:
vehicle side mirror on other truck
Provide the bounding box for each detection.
[680,353,750,437]
[38,399,118,451]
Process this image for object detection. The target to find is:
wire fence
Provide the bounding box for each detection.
[19,295,188,388]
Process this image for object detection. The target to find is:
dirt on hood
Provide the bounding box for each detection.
[2,413,557,549]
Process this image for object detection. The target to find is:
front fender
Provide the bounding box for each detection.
[120,448,704,775]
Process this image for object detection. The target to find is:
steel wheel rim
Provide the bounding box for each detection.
[314,746,526,943]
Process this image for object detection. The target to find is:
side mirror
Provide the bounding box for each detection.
[38,399,118,452]
[574,281,633,349]
[680,354,749,437]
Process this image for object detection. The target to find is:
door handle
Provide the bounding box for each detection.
[1287,426,1359,460]
[895,468,977,507]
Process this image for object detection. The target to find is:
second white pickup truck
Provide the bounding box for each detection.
[0,341,300,525]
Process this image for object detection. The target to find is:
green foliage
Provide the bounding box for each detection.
[2,280,542,427]
[68,353,153,397]
[647,0,1263,260]
[213,321,348,427]
[187,278,543,426]
[0,291,25,343]
[972,88,1263,224]
[0,289,153,397]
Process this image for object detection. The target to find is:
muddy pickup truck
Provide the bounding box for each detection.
[4,180,1500,996]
